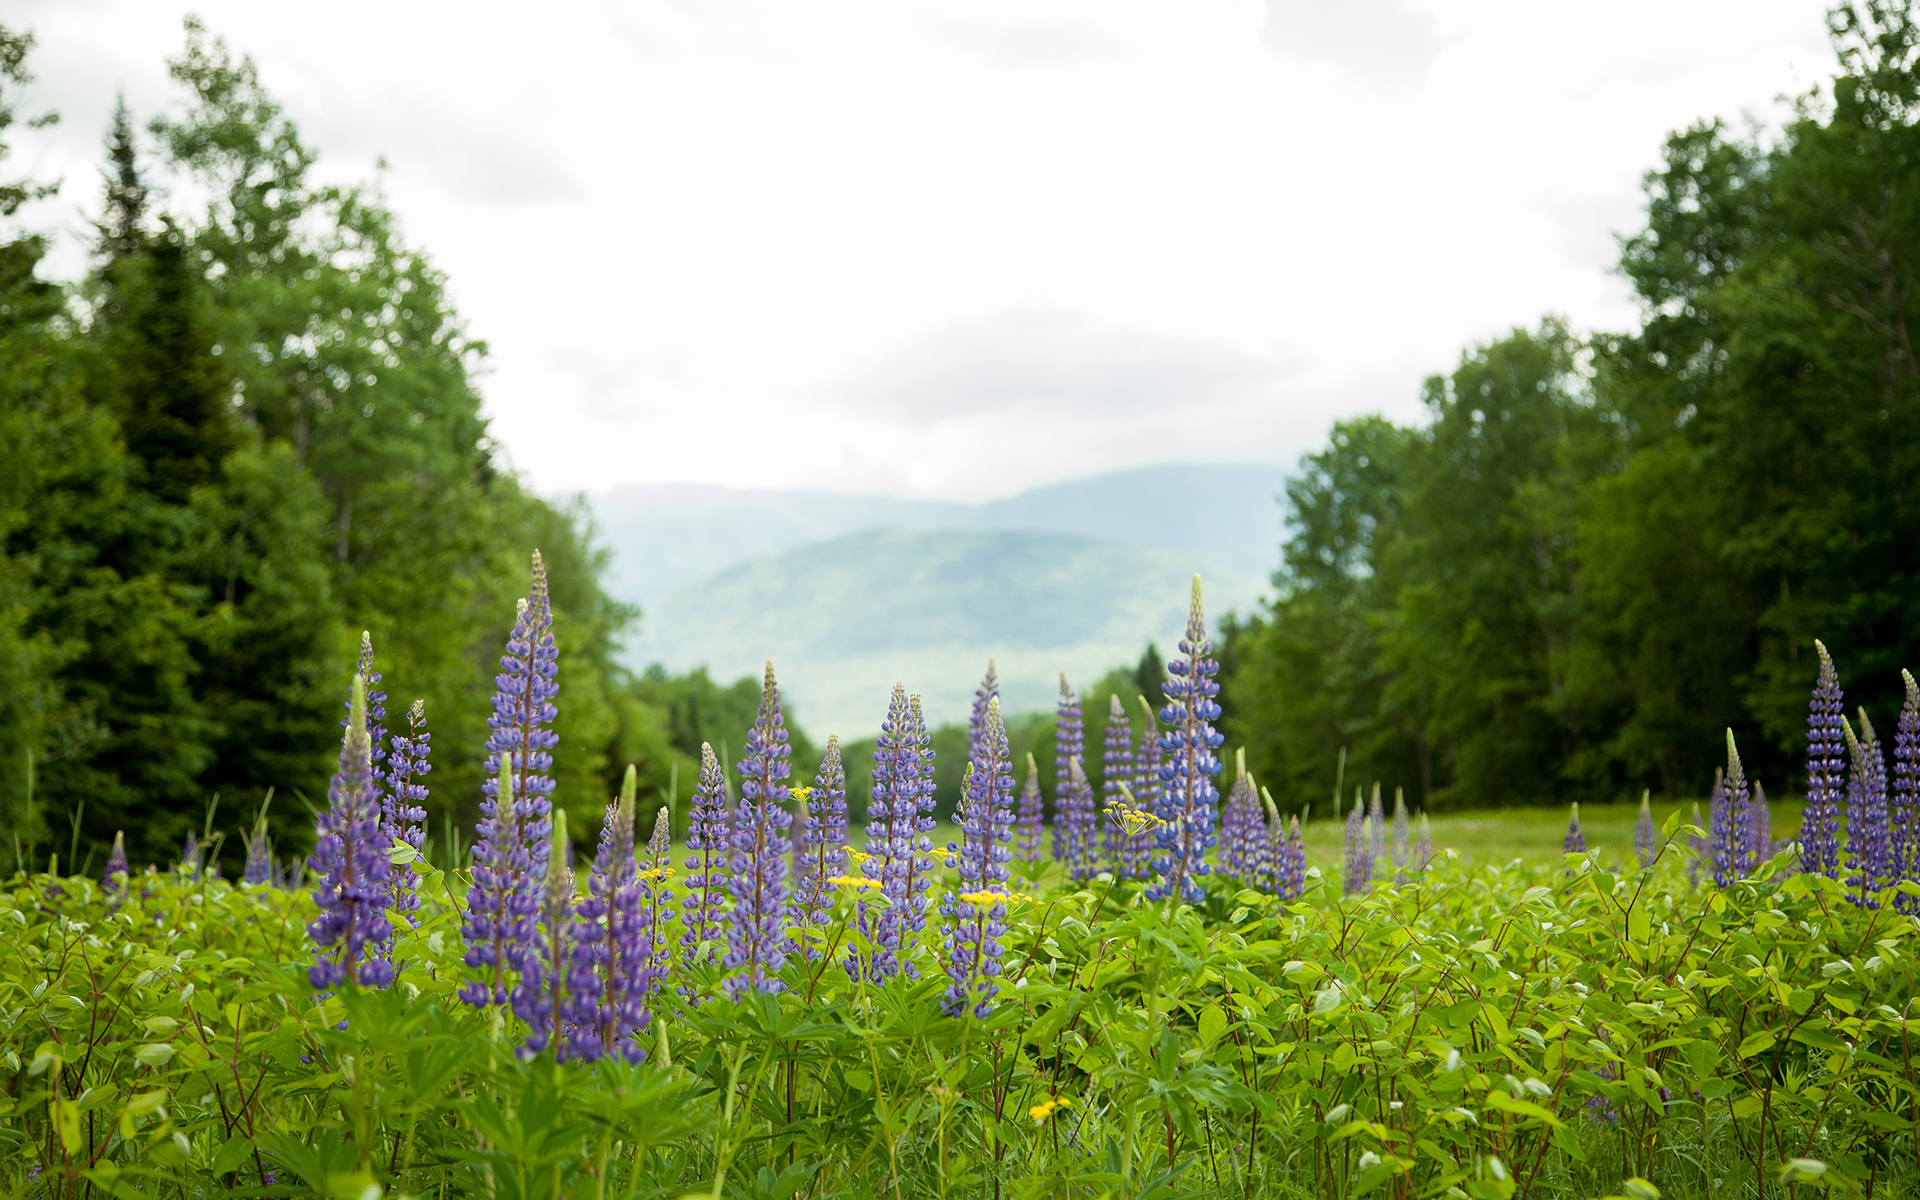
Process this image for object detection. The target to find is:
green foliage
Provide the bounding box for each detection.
[5,821,1918,1198]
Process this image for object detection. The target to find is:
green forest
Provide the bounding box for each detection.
[6,6,1920,873]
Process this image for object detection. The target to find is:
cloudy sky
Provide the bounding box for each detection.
[15,0,1830,501]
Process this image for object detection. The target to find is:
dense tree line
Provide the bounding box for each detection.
[0,23,686,872]
[1223,2,1920,813]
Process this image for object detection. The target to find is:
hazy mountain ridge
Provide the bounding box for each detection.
[590,463,1285,606]
[626,527,1267,739]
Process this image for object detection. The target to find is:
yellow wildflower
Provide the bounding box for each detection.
[1029,1097,1071,1123]
[791,786,813,801]
[638,866,676,882]
[957,889,1034,906]
[844,847,875,865]
[1103,800,1162,837]
[828,875,882,890]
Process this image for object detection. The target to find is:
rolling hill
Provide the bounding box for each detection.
[624,527,1268,740]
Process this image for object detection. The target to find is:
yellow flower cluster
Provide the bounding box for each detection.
[828,875,882,890]
[955,889,1034,907]
[1029,1097,1071,1123]
[638,866,676,882]
[791,786,813,801]
[1103,800,1164,837]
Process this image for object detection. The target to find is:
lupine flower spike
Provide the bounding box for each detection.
[1220,749,1257,882]
[1098,693,1136,877]
[462,555,560,1005]
[1415,812,1433,870]
[725,662,795,998]
[1563,804,1586,855]
[1845,712,1892,908]
[1800,642,1847,880]
[793,735,848,949]
[896,695,941,948]
[1014,752,1046,865]
[308,674,396,990]
[1146,576,1225,905]
[180,831,201,879]
[1893,670,1920,912]
[1263,789,1306,901]
[968,660,999,764]
[1367,784,1386,867]
[683,743,732,971]
[1711,732,1755,886]
[384,700,431,920]
[243,802,273,887]
[644,805,675,975]
[1343,806,1373,895]
[1749,780,1773,865]
[942,696,1016,1018]
[515,818,577,1059]
[851,685,917,981]
[573,767,656,1064]
[1052,677,1094,873]
[104,831,129,896]
[1633,790,1657,869]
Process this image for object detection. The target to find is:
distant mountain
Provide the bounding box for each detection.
[590,463,1285,606]
[626,528,1267,739]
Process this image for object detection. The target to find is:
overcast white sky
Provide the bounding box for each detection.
[14,0,1832,501]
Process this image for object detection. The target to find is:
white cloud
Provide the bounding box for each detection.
[8,0,1835,500]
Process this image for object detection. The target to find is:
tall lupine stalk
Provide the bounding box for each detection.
[384,700,430,921]
[515,820,579,1060]
[574,770,656,1064]
[308,675,396,990]
[1014,753,1046,865]
[1126,695,1163,879]
[1219,750,1259,882]
[462,558,561,1006]
[1342,805,1372,895]
[1802,641,1847,880]
[1263,790,1306,901]
[1251,785,1278,888]
[103,831,129,895]
[1845,712,1892,908]
[643,807,675,977]
[1098,694,1136,877]
[792,735,848,949]
[683,744,732,969]
[968,660,998,763]
[1634,791,1657,868]
[1414,813,1433,870]
[1563,804,1586,854]
[896,695,940,950]
[1894,671,1920,913]
[724,663,794,998]
[180,831,201,879]
[942,696,1015,1018]
[852,685,918,981]
[351,632,390,797]
[1051,676,1094,870]
[1146,577,1225,905]
[243,804,273,886]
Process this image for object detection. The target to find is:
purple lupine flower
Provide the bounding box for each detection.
[103,831,128,895]
[896,695,940,947]
[462,555,561,1005]
[1801,641,1847,880]
[1098,694,1137,877]
[1146,577,1225,905]
[1342,804,1372,895]
[1052,676,1095,872]
[968,660,998,764]
[1014,752,1046,865]
[1586,1060,1621,1126]
[1845,712,1892,908]
[1250,783,1278,889]
[1563,804,1586,855]
[307,675,395,990]
[1711,733,1755,885]
[243,817,272,886]
[643,805,675,974]
[180,831,201,879]
[724,662,794,998]
[1272,804,1306,902]
[942,696,1016,1018]
[683,743,732,970]
[1367,785,1386,867]
[1894,670,1920,913]
[350,632,390,797]
[792,734,848,951]
[1392,789,1410,874]
[1415,812,1432,870]
[1705,765,1733,885]
[1633,791,1657,869]
[574,772,656,1064]
[1219,752,1258,882]
[383,700,430,920]
[515,820,581,1060]
[1126,695,1163,880]
[850,685,917,981]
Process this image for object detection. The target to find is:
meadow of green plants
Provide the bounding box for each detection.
[6,564,1919,1200]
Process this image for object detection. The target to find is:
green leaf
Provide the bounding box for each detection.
[1737,1031,1776,1058]
[132,1043,175,1068]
